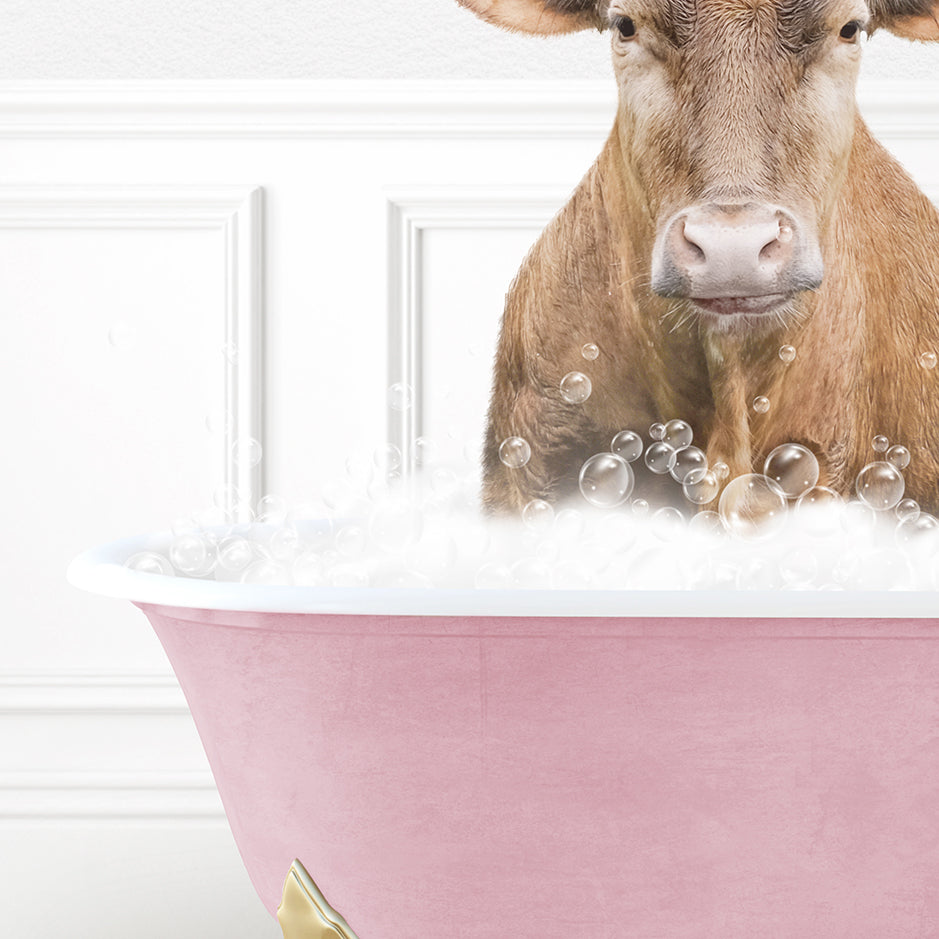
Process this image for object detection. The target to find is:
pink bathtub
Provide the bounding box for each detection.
[69,534,939,937]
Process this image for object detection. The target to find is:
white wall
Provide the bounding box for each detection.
[0,0,936,81]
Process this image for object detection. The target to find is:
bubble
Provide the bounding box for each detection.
[920,351,937,370]
[107,321,139,351]
[560,371,592,404]
[414,436,436,467]
[631,498,650,517]
[895,513,939,556]
[688,510,724,536]
[330,565,369,588]
[430,468,460,500]
[212,483,245,511]
[849,550,913,591]
[388,382,413,411]
[841,499,876,535]
[581,342,600,361]
[886,445,911,470]
[712,461,730,481]
[663,419,694,450]
[475,562,512,590]
[779,345,796,364]
[231,437,262,467]
[553,559,595,589]
[374,443,402,474]
[611,430,643,462]
[718,474,788,541]
[595,513,637,552]
[335,525,367,558]
[752,396,770,414]
[855,461,905,511]
[649,422,666,441]
[578,452,635,508]
[762,444,820,499]
[522,499,555,533]
[652,506,685,542]
[555,508,585,541]
[369,498,423,552]
[216,537,254,573]
[644,441,677,475]
[795,486,844,534]
[292,552,325,586]
[256,494,288,524]
[736,557,784,590]
[670,446,707,484]
[896,498,920,522]
[511,557,552,589]
[221,341,239,364]
[499,436,532,469]
[872,435,889,453]
[125,551,174,576]
[268,527,302,562]
[241,559,288,585]
[169,533,211,574]
[780,549,818,586]
[683,469,720,505]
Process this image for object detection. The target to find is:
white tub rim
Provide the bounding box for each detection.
[67,531,939,619]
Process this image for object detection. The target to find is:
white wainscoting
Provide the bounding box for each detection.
[0,80,936,938]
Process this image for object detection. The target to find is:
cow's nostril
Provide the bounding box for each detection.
[679,219,707,263]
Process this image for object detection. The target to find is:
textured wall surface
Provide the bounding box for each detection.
[0,0,937,81]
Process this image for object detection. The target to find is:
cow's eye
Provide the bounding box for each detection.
[839,20,861,41]
[612,15,637,40]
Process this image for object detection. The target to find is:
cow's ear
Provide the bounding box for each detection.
[870,0,939,39]
[456,0,604,35]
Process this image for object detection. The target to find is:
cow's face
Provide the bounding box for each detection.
[458,0,939,330]
[612,0,865,329]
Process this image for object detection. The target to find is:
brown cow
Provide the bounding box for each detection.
[457,0,939,516]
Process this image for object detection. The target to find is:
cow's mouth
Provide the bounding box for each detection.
[690,294,791,317]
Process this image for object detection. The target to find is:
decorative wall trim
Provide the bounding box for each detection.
[0,184,265,515]
[0,79,934,140]
[0,673,222,821]
[386,187,568,470]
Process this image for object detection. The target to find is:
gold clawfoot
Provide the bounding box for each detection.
[277,859,360,939]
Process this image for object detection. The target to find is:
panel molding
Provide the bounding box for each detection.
[0,184,264,515]
[0,673,222,821]
[0,79,934,140]
[386,187,569,471]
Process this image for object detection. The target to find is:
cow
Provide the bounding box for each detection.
[456,0,939,517]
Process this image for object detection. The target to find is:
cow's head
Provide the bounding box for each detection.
[458,0,939,331]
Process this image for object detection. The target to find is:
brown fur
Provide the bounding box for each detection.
[460,0,939,514]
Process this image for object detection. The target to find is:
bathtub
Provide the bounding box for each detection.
[69,532,939,937]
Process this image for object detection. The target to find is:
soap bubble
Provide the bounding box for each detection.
[847,550,913,590]
[611,430,643,462]
[414,436,436,467]
[388,382,413,411]
[736,557,784,590]
[872,435,889,452]
[779,345,796,363]
[231,437,262,467]
[581,342,599,360]
[718,474,788,541]
[555,508,586,541]
[499,436,531,469]
[688,510,724,536]
[212,483,245,511]
[895,513,939,556]
[560,371,592,404]
[335,525,366,558]
[429,467,460,501]
[763,444,820,499]
[780,549,817,586]
[554,559,595,590]
[292,552,325,586]
[652,506,685,541]
[125,551,174,576]
[578,452,634,508]
[712,461,730,481]
[841,499,876,535]
[752,396,770,414]
[644,442,677,475]
[896,498,920,522]
[796,486,844,534]
[511,557,552,589]
[215,537,253,573]
[241,559,288,585]
[631,498,650,517]
[855,461,905,511]
[374,443,402,474]
[329,565,369,588]
[169,533,211,574]
[649,422,666,440]
[257,494,288,524]
[683,469,720,505]
[920,351,937,370]
[670,446,707,484]
[595,513,637,552]
[522,499,555,533]
[475,562,512,590]
[369,497,423,552]
[886,445,911,470]
[663,419,694,450]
